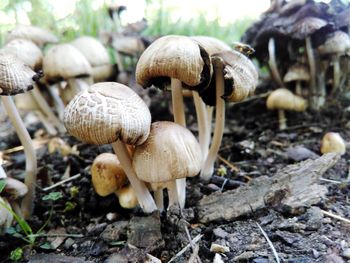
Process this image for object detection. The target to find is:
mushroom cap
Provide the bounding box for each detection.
[133,121,202,183]
[317,31,350,55]
[320,132,346,155]
[3,177,28,200]
[116,185,138,209]
[91,153,127,197]
[212,50,258,102]
[266,88,307,111]
[70,36,110,68]
[190,36,231,55]
[289,17,328,40]
[111,35,146,57]
[43,44,92,82]
[2,39,43,70]
[5,25,58,47]
[283,64,310,82]
[63,82,151,146]
[136,35,211,91]
[0,53,37,95]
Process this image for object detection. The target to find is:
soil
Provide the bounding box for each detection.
[0,83,349,263]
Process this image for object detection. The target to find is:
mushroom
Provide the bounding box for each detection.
[3,177,28,217]
[136,35,211,208]
[266,88,307,130]
[43,43,93,106]
[70,36,113,82]
[320,132,346,155]
[283,64,310,96]
[0,53,40,218]
[2,39,65,134]
[91,153,127,197]
[133,121,202,208]
[317,31,350,95]
[116,185,139,209]
[5,25,58,48]
[200,50,258,180]
[63,82,157,213]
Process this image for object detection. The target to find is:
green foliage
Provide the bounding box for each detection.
[42,191,63,201]
[9,247,23,262]
[0,179,6,193]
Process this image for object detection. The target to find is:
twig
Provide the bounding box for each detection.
[167,234,203,263]
[320,210,350,224]
[256,222,281,263]
[184,224,202,263]
[217,155,239,172]
[188,245,200,263]
[319,178,344,184]
[29,233,84,238]
[42,173,81,191]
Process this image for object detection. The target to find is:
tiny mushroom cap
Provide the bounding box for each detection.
[116,185,139,209]
[133,121,202,183]
[63,82,151,146]
[266,88,307,112]
[43,43,92,83]
[136,35,211,92]
[283,64,310,83]
[2,39,43,70]
[321,132,346,155]
[5,25,58,47]
[0,197,13,230]
[212,50,258,103]
[3,177,28,200]
[0,53,38,95]
[317,31,350,56]
[91,153,127,197]
[70,36,112,82]
[111,35,146,57]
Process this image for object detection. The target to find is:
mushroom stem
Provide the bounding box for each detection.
[167,181,179,207]
[112,140,157,213]
[268,38,283,86]
[35,111,57,135]
[48,83,66,120]
[295,81,302,96]
[63,78,90,105]
[305,37,318,109]
[1,96,37,219]
[200,62,225,181]
[171,77,187,209]
[30,84,66,133]
[154,189,164,211]
[331,56,340,96]
[278,109,287,130]
[192,91,209,162]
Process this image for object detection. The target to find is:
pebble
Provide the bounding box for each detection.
[343,248,350,259]
[213,227,229,239]
[63,238,75,249]
[28,254,93,263]
[210,243,230,253]
[100,221,129,241]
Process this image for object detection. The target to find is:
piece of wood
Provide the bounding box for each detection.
[197,153,340,223]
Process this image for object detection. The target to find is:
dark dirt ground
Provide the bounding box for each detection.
[0,82,349,263]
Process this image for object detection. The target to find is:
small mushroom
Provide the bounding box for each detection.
[283,64,310,96]
[266,88,307,130]
[133,121,202,208]
[0,53,40,218]
[70,36,113,82]
[320,132,346,155]
[64,82,157,213]
[116,185,139,209]
[91,153,127,197]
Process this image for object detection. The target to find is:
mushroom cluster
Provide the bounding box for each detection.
[242,0,350,109]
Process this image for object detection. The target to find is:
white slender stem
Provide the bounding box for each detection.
[30,85,66,133]
[1,96,37,219]
[206,106,213,146]
[268,38,283,86]
[332,56,340,96]
[171,78,187,209]
[200,63,225,181]
[154,189,164,211]
[295,81,302,96]
[167,180,179,207]
[35,111,57,136]
[62,78,90,105]
[278,109,287,130]
[306,37,318,109]
[48,83,66,120]
[192,91,209,162]
[112,140,157,213]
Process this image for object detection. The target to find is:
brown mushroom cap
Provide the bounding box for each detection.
[320,132,346,155]
[116,185,138,209]
[135,35,211,91]
[0,53,37,95]
[91,153,127,196]
[317,31,350,56]
[266,88,307,111]
[212,50,258,102]
[111,35,146,57]
[133,121,202,183]
[63,82,151,146]
[289,17,328,40]
[3,177,28,200]
[42,44,92,82]
[5,25,58,47]
[2,39,43,70]
[283,64,310,82]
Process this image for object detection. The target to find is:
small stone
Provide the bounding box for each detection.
[206,183,221,192]
[106,212,118,221]
[101,221,128,242]
[286,146,319,161]
[64,238,75,249]
[105,246,147,263]
[213,227,229,239]
[213,253,224,263]
[210,243,230,253]
[47,227,66,249]
[28,254,93,263]
[343,248,350,259]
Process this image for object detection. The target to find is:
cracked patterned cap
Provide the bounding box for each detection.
[63,82,151,146]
